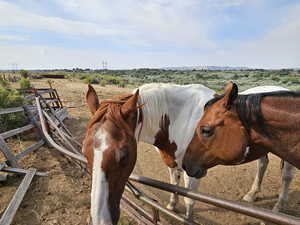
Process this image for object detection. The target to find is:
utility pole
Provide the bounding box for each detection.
[102,61,107,70]
[11,63,18,73]
[101,61,108,74]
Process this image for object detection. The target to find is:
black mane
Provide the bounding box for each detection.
[204,90,300,137]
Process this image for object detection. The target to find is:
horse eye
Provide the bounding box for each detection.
[201,126,214,137]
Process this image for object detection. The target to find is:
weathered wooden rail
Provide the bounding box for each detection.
[0,88,67,168]
[0,87,67,225]
[0,168,37,225]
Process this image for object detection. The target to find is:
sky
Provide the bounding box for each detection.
[0,0,299,69]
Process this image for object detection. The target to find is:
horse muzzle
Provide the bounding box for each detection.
[182,159,207,178]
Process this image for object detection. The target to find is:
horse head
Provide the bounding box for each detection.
[183,82,249,178]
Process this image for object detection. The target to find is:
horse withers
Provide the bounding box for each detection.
[82,85,141,225]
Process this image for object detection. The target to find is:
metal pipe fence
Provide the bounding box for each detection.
[129,174,300,225]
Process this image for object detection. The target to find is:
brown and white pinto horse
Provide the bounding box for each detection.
[83,85,140,225]
[183,82,300,210]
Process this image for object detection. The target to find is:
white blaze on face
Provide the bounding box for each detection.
[91,128,112,225]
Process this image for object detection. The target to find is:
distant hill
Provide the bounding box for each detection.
[162,66,250,71]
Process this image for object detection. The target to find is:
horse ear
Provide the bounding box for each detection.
[223,82,238,109]
[86,84,100,114]
[121,89,139,116]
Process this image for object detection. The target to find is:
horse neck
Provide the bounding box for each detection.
[135,84,215,155]
[135,93,170,144]
[249,97,300,168]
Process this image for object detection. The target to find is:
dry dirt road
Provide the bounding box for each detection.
[1,79,299,225]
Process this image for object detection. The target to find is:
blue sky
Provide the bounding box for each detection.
[0,0,299,69]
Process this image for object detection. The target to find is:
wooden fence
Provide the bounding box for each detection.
[0,87,67,225]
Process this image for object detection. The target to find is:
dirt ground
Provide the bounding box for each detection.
[1,79,300,225]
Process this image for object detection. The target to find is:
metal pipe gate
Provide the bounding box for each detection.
[129,174,300,225]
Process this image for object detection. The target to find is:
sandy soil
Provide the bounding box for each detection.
[1,79,299,225]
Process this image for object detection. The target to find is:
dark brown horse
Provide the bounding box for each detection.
[183,82,300,178]
[82,85,141,225]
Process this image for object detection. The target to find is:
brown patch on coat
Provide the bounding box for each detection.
[154,114,177,168]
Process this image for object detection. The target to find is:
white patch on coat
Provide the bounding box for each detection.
[91,128,112,225]
[133,83,216,168]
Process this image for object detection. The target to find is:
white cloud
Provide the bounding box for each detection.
[0,1,132,38]
[218,4,300,68]
[0,34,29,41]
[0,0,299,69]
[207,0,249,8]
[0,0,215,48]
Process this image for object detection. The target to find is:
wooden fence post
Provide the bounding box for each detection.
[0,136,19,168]
[0,135,19,168]
[0,168,37,225]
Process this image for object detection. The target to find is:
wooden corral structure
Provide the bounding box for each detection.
[0,87,67,225]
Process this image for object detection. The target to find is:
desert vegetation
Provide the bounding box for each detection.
[1,68,299,132]
[4,68,297,91]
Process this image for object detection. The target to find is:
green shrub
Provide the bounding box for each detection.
[195,73,202,79]
[19,78,31,89]
[279,69,290,76]
[232,74,239,79]
[0,76,9,88]
[286,76,300,84]
[100,80,107,87]
[118,80,126,88]
[100,74,123,85]
[0,88,27,133]
[271,75,280,82]
[84,76,99,84]
[78,74,87,80]
[20,70,29,78]
[66,74,74,81]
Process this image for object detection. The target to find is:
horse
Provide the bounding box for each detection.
[82,85,141,225]
[183,82,299,212]
[83,83,296,225]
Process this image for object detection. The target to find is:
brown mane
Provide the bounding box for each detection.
[88,93,134,135]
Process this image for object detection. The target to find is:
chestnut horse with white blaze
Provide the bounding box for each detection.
[183,82,299,210]
[83,85,140,225]
[83,83,295,224]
